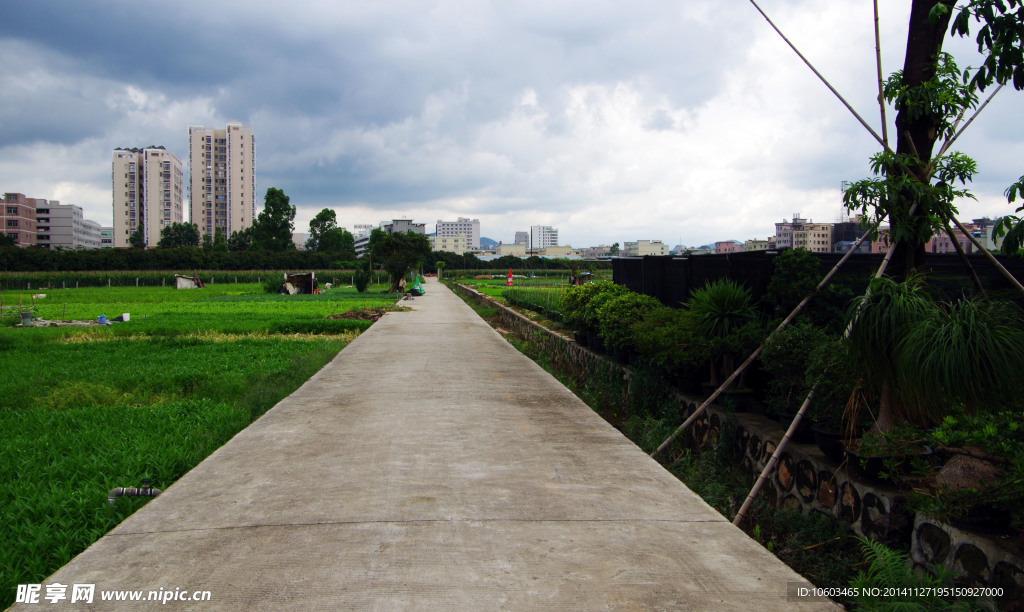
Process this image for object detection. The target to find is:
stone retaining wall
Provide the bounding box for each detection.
[452,283,1024,607]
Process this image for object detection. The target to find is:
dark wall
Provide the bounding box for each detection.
[613,251,1024,307]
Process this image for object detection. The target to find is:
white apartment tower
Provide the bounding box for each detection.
[189,122,255,240]
[112,147,184,248]
[436,217,480,249]
[530,225,558,250]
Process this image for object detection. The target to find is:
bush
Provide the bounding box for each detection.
[262,276,284,293]
[560,281,626,330]
[595,292,664,353]
[632,307,700,372]
[353,269,371,293]
[683,278,761,386]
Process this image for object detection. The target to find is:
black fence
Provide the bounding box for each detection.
[613,251,1024,308]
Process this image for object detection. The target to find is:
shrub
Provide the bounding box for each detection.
[632,306,700,372]
[353,269,371,293]
[683,278,761,386]
[262,276,284,293]
[595,292,664,353]
[560,281,626,330]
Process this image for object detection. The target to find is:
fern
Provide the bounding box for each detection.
[850,538,978,611]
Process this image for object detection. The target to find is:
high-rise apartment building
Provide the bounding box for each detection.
[530,225,558,250]
[112,147,184,248]
[188,122,255,240]
[436,217,480,249]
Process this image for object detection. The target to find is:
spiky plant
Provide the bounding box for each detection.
[683,279,759,386]
[844,276,934,431]
[895,295,1024,415]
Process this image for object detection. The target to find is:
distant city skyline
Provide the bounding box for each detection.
[2,2,1022,248]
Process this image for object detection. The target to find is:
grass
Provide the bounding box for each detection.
[0,283,397,607]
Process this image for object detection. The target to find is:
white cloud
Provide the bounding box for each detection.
[2,0,1022,246]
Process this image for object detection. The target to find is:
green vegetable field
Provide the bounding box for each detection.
[0,283,397,607]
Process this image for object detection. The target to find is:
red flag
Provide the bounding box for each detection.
[506,268,514,287]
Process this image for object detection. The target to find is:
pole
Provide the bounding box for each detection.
[733,386,817,525]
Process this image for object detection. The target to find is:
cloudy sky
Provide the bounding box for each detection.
[2,1,1022,248]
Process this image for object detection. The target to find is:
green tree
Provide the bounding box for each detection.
[305,208,343,252]
[201,232,213,251]
[0,234,16,247]
[128,228,146,249]
[843,0,1024,273]
[157,222,200,248]
[368,231,432,292]
[212,227,228,253]
[609,242,620,255]
[337,229,356,260]
[251,188,296,251]
[228,227,253,252]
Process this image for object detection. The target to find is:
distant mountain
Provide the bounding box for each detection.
[480,237,499,249]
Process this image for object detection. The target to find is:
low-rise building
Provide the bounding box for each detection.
[496,243,526,257]
[742,238,776,252]
[433,234,468,255]
[580,245,613,259]
[715,240,743,254]
[2,193,39,247]
[539,245,576,258]
[775,213,833,253]
[36,202,102,249]
[100,226,114,248]
[623,240,668,257]
[436,217,480,249]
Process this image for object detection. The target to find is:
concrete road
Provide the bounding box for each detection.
[14,278,837,610]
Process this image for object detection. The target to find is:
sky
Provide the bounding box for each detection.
[2,1,1022,248]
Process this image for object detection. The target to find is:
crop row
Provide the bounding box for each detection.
[0,284,398,607]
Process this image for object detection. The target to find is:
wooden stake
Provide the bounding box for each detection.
[734,386,817,525]
[874,0,888,149]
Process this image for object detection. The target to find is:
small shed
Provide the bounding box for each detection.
[282,272,317,295]
[175,274,205,289]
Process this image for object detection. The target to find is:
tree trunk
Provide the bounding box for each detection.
[888,0,956,277]
[874,379,897,434]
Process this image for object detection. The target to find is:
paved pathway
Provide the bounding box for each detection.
[17,278,836,610]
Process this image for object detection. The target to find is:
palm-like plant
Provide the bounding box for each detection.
[683,279,759,386]
[846,276,1024,432]
[895,296,1024,415]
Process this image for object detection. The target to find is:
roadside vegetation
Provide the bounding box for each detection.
[0,282,396,608]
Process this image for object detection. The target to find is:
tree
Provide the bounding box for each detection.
[0,234,16,247]
[228,227,253,252]
[609,242,620,255]
[306,208,340,251]
[368,231,432,292]
[201,232,213,251]
[128,228,146,249]
[157,222,200,249]
[212,227,228,253]
[844,0,1024,273]
[250,187,296,251]
[336,229,356,260]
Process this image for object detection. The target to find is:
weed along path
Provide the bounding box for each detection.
[15,277,837,611]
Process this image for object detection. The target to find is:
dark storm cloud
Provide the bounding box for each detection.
[0,0,1020,246]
